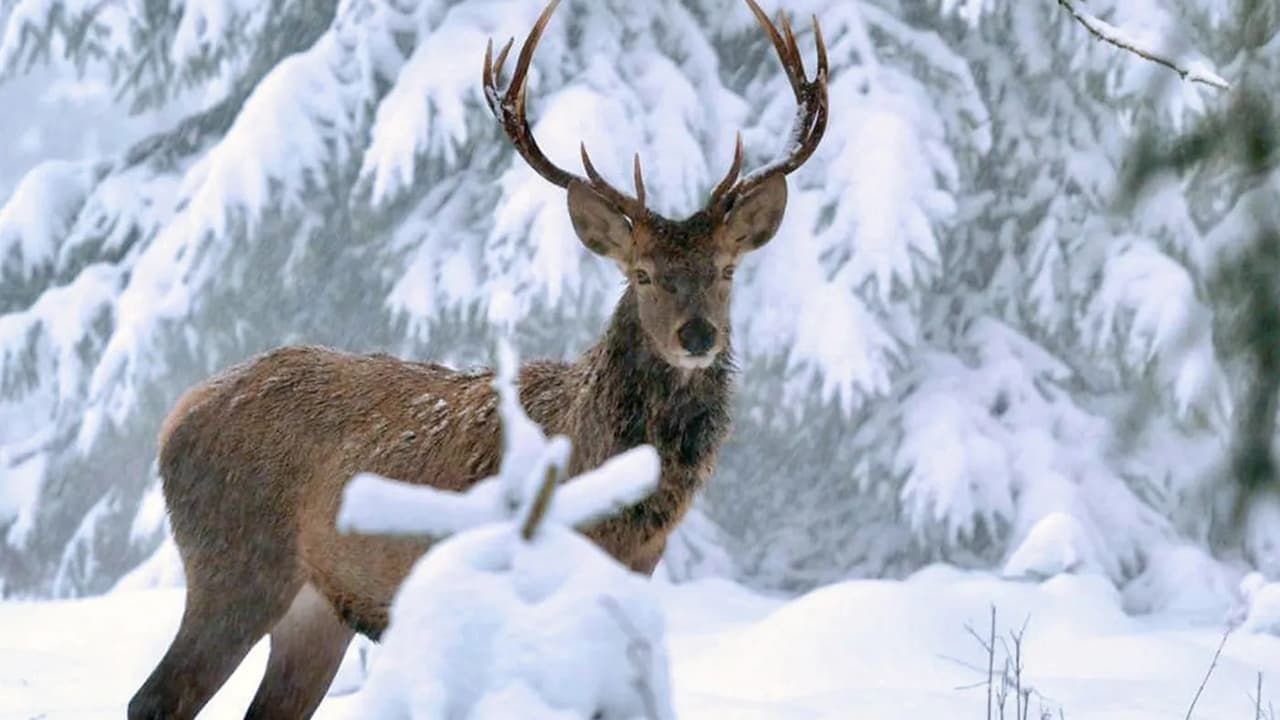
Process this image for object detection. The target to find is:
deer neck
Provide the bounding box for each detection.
[573,287,733,476]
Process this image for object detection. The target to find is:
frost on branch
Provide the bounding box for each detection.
[1056,0,1230,89]
[1086,239,1226,422]
[340,340,673,719]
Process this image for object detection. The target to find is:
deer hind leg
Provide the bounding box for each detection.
[127,576,299,720]
[244,583,354,720]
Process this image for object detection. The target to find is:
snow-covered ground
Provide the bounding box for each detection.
[2,567,1276,719]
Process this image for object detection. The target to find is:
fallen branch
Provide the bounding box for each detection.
[1055,0,1230,90]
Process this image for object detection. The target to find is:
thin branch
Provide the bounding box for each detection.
[988,606,997,720]
[1056,0,1231,90]
[1258,672,1264,720]
[956,679,995,691]
[938,653,993,676]
[964,623,993,654]
[1011,623,1026,720]
[1185,630,1230,719]
[519,464,560,541]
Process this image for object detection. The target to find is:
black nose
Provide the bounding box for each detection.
[677,318,717,355]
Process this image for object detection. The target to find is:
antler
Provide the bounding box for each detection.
[710,0,829,212]
[483,0,647,219]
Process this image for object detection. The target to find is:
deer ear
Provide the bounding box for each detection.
[723,175,787,253]
[567,180,633,260]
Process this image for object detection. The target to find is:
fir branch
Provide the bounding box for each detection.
[1056,0,1231,90]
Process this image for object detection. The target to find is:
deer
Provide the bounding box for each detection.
[126,1,827,718]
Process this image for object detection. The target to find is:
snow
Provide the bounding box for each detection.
[1246,488,1280,578]
[170,0,269,72]
[1087,238,1225,420]
[0,452,45,546]
[1183,60,1230,90]
[0,261,121,472]
[1239,572,1280,636]
[0,0,133,82]
[2,567,1278,718]
[1002,512,1100,580]
[1123,543,1241,616]
[358,523,675,720]
[0,159,97,279]
[339,471,510,537]
[360,0,539,205]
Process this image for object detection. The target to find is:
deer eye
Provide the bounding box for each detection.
[721,265,736,281]
[635,269,652,285]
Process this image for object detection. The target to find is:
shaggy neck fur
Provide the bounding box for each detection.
[575,286,733,474]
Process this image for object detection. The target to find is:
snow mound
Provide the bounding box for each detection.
[360,523,673,720]
[1122,543,1240,616]
[1002,511,1101,579]
[1238,572,1280,636]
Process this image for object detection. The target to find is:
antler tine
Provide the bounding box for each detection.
[744,0,785,70]
[633,153,646,209]
[709,132,745,208]
[483,0,646,215]
[813,14,828,81]
[507,0,560,112]
[481,0,573,188]
[779,12,804,83]
[482,38,514,117]
[580,143,647,217]
[717,0,829,208]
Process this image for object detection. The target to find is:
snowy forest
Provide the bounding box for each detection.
[1,0,1279,625]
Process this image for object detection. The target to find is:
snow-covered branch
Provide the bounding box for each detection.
[1056,0,1230,90]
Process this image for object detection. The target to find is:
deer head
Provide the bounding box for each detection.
[484,0,828,370]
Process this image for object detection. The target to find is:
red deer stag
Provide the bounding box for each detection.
[127,0,827,717]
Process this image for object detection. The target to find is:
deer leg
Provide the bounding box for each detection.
[128,578,298,720]
[244,582,355,720]
[629,533,669,576]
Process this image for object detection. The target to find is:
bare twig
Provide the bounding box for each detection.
[996,656,1011,720]
[954,679,994,692]
[1055,0,1231,90]
[959,608,1063,719]
[519,464,560,541]
[1258,672,1264,720]
[1009,617,1030,720]
[940,653,994,677]
[1185,630,1230,719]
[1251,672,1278,720]
[988,606,996,720]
